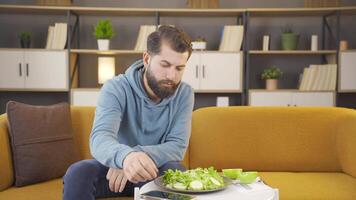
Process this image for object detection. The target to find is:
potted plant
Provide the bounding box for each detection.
[261,66,283,90]
[281,25,299,50]
[191,36,207,50]
[93,19,115,50]
[19,31,31,48]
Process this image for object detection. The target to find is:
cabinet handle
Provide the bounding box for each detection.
[26,63,29,77]
[195,65,198,78]
[202,65,205,78]
[19,63,22,76]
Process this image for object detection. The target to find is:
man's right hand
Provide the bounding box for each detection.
[122,152,158,183]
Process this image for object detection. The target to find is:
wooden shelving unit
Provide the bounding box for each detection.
[1,4,356,107]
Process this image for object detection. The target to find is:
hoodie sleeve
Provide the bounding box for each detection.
[133,86,194,168]
[90,79,135,168]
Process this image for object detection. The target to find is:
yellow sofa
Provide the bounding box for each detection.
[1,106,356,199]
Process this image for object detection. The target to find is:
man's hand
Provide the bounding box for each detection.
[106,168,127,193]
[123,152,158,183]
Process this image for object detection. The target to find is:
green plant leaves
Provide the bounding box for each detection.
[93,19,115,39]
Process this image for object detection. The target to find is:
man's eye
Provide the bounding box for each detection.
[176,67,184,71]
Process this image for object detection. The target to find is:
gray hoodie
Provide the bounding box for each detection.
[90,59,194,168]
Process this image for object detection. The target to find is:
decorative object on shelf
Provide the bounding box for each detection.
[191,36,207,50]
[94,19,115,51]
[281,25,299,50]
[261,66,283,90]
[219,25,244,51]
[19,31,31,48]
[339,40,348,51]
[98,57,115,84]
[262,35,270,51]
[311,35,318,51]
[187,0,219,8]
[304,0,341,7]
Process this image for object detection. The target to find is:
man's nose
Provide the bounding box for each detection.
[165,67,176,80]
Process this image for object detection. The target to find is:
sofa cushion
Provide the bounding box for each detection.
[0,114,14,191]
[6,101,80,187]
[190,107,343,171]
[259,172,356,200]
[0,178,133,200]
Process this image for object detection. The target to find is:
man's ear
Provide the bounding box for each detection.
[143,52,150,68]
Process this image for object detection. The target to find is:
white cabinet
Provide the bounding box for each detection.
[0,49,68,91]
[249,90,335,107]
[182,52,242,92]
[71,89,100,106]
[339,51,356,92]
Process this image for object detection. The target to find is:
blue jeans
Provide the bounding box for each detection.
[62,159,185,200]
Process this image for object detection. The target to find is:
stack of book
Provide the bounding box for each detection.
[45,23,67,50]
[219,25,244,51]
[134,25,157,51]
[299,64,337,91]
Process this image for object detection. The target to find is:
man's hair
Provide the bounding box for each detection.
[147,25,192,59]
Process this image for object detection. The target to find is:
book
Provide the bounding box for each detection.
[134,25,156,51]
[45,26,54,49]
[219,25,244,51]
[46,23,67,49]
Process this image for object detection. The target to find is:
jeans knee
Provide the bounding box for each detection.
[63,159,105,184]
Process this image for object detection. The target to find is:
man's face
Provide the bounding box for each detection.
[144,42,189,99]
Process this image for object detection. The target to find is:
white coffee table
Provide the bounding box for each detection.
[135,179,279,200]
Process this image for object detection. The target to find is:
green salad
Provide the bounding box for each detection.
[162,167,225,191]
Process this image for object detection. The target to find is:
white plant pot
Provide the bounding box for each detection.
[192,41,206,50]
[97,39,110,50]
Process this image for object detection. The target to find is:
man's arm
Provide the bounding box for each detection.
[90,79,135,169]
[133,87,194,167]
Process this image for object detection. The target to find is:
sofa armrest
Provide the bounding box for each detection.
[0,114,14,191]
[336,110,356,178]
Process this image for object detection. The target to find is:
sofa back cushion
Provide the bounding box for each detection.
[0,114,14,191]
[189,106,345,172]
[70,106,96,160]
[6,101,80,187]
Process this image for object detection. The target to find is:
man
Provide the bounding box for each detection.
[63,25,194,199]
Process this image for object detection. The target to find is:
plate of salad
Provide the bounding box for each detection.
[155,167,231,193]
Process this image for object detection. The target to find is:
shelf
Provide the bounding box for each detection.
[249,89,335,93]
[0,48,67,52]
[1,4,356,16]
[70,49,143,55]
[70,88,242,93]
[247,7,356,16]
[249,50,337,55]
[0,5,244,16]
[194,89,242,93]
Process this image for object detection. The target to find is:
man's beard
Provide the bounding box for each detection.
[145,64,179,99]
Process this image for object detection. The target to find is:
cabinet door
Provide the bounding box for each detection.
[200,52,241,90]
[182,52,200,89]
[339,52,356,91]
[24,50,68,90]
[0,50,25,89]
[292,92,334,107]
[249,91,292,106]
